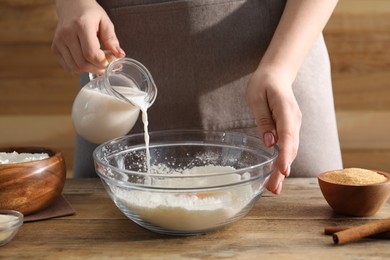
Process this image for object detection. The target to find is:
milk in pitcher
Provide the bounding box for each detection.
[72,86,145,144]
[71,57,157,144]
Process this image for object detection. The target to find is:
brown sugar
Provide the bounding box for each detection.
[323,168,387,185]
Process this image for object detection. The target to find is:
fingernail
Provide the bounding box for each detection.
[102,59,109,68]
[264,132,275,147]
[104,51,116,63]
[276,181,283,194]
[117,47,126,57]
[284,164,291,177]
[265,177,282,195]
[268,181,282,195]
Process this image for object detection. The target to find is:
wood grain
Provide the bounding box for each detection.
[0,78,79,115]
[0,0,389,176]
[0,0,56,44]
[342,149,390,173]
[0,116,75,177]
[0,147,66,215]
[0,45,74,79]
[0,178,388,259]
[326,0,390,172]
[332,72,390,110]
[337,111,390,149]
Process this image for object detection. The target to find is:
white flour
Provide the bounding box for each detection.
[0,151,49,164]
[112,165,254,232]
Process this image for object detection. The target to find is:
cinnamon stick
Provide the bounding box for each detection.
[325,226,390,239]
[332,218,390,245]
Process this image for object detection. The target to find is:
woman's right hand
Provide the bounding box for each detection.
[51,0,125,75]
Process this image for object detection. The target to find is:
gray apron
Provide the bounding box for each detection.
[74,0,342,177]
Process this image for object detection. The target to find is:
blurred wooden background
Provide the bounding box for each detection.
[1,0,389,177]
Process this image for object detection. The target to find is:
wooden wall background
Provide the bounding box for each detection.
[1,0,389,177]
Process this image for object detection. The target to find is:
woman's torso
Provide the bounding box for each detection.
[97,0,287,133]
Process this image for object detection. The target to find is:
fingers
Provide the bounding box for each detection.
[52,40,75,72]
[266,97,301,194]
[98,16,126,58]
[255,110,278,148]
[246,71,301,195]
[71,32,105,73]
[266,171,285,195]
[51,26,80,73]
[52,22,106,74]
[247,80,278,148]
[266,161,289,195]
[51,3,126,75]
[77,19,112,74]
[263,132,276,147]
[275,96,301,177]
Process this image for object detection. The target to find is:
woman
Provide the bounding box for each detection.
[52,0,343,194]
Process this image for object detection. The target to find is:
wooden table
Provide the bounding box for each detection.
[1,178,389,259]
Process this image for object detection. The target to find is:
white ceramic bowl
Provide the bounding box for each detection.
[94,130,278,236]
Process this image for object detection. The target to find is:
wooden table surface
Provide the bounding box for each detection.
[1,178,389,259]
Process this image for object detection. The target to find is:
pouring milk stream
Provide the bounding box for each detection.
[72,57,157,170]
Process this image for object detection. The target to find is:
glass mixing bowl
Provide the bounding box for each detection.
[93,130,279,236]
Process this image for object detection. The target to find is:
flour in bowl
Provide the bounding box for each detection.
[111,165,255,232]
[0,151,49,164]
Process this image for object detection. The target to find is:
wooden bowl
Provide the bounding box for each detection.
[0,147,66,215]
[318,169,390,217]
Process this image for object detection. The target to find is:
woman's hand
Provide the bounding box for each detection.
[247,0,338,194]
[51,0,125,74]
[246,66,302,195]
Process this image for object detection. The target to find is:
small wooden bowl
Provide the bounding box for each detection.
[318,170,390,217]
[0,147,66,215]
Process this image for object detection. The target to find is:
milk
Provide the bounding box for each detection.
[72,86,146,144]
[111,86,152,170]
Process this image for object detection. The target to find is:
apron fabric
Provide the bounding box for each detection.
[74,0,342,177]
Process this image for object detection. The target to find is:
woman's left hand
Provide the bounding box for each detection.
[246,66,302,194]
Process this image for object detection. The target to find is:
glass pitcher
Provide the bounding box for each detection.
[71,57,157,144]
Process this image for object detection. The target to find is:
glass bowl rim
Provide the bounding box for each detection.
[93,129,279,187]
[0,210,24,228]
